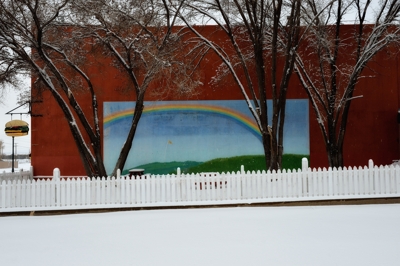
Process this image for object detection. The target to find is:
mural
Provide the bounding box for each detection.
[104,100,309,174]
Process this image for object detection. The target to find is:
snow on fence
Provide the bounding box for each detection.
[1,159,399,212]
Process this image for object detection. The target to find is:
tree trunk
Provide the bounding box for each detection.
[47,87,100,176]
[111,92,145,177]
[327,142,340,168]
[269,129,279,170]
[261,130,271,171]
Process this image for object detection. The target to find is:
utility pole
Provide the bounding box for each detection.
[12,137,14,172]
[0,141,3,160]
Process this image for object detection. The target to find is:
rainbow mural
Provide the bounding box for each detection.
[104,103,261,138]
[103,100,309,175]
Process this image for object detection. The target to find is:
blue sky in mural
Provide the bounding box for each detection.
[104,100,309,173]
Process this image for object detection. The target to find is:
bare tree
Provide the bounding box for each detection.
[0,0,110,176]
[180,0,301,170]
[1,34,32,106]
[0,51,15,104]
[0,46,29,105]
[0,0,200,176]
[295,0,400,167]
[72,0,201,176]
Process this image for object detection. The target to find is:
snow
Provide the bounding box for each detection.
[0,159,31,173]
[1,204,400,266]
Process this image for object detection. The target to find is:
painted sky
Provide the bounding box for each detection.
[104,100,309,174]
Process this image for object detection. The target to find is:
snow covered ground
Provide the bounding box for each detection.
[0,204,399,266]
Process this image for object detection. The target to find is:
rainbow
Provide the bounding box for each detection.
[104,103,261,137]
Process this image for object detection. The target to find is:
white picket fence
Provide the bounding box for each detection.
[1,159,400,212]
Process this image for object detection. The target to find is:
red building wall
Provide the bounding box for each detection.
[310,50,400,167]
[30,26,400,176]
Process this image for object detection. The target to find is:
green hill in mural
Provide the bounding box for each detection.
[123,161,202,175]
[183,154,309,174]
[281,154,310,170]
[128,154,309,175]
[183,155,266,174]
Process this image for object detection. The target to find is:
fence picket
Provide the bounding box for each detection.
[20,180,26,207]
[347,167,353,195]
[145,176,151,203]
[71,179,76,206]
[183,175,189,202]
[202,173,207,200]
[266,171,272,198]
[363,166,369,195]
[377,166,384,194]
[115,176,120,204]
[311,168,318,197]
[15,180,21,208]
[44,180,50,207]
[372,166,378,194]
[128,178,134,204]
[134,176,140,204]
[10,180,16,208]
[342,167,348,196]
[241,173,247,199]
[277,170,283,198]
[232,172,237,200]
[188,174,194,201]
[1,181,5,208]
[32,180,37,207]
[78,178,84,206]
[224,174,228,200]
[107,176,112,204]
[150,176,156,203]
[288,170,293,198]
[338,167,344,196]
[160,175,165,202]
[321,168,327,196]
[38,180,46,207]
[222,173,227,200]
[166,175,171,203]
[378,166,385,195]
[254,171,260,199]
[358,166,364,195]
[210,173,216,200]
[396,166,400,194]
[385,166,391,194]
[301,169,306,197]
[327,167,332,196]
[368,165,374,195]
[389,166,396,194]
[66,179,71,206]
[317,167,324,196]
